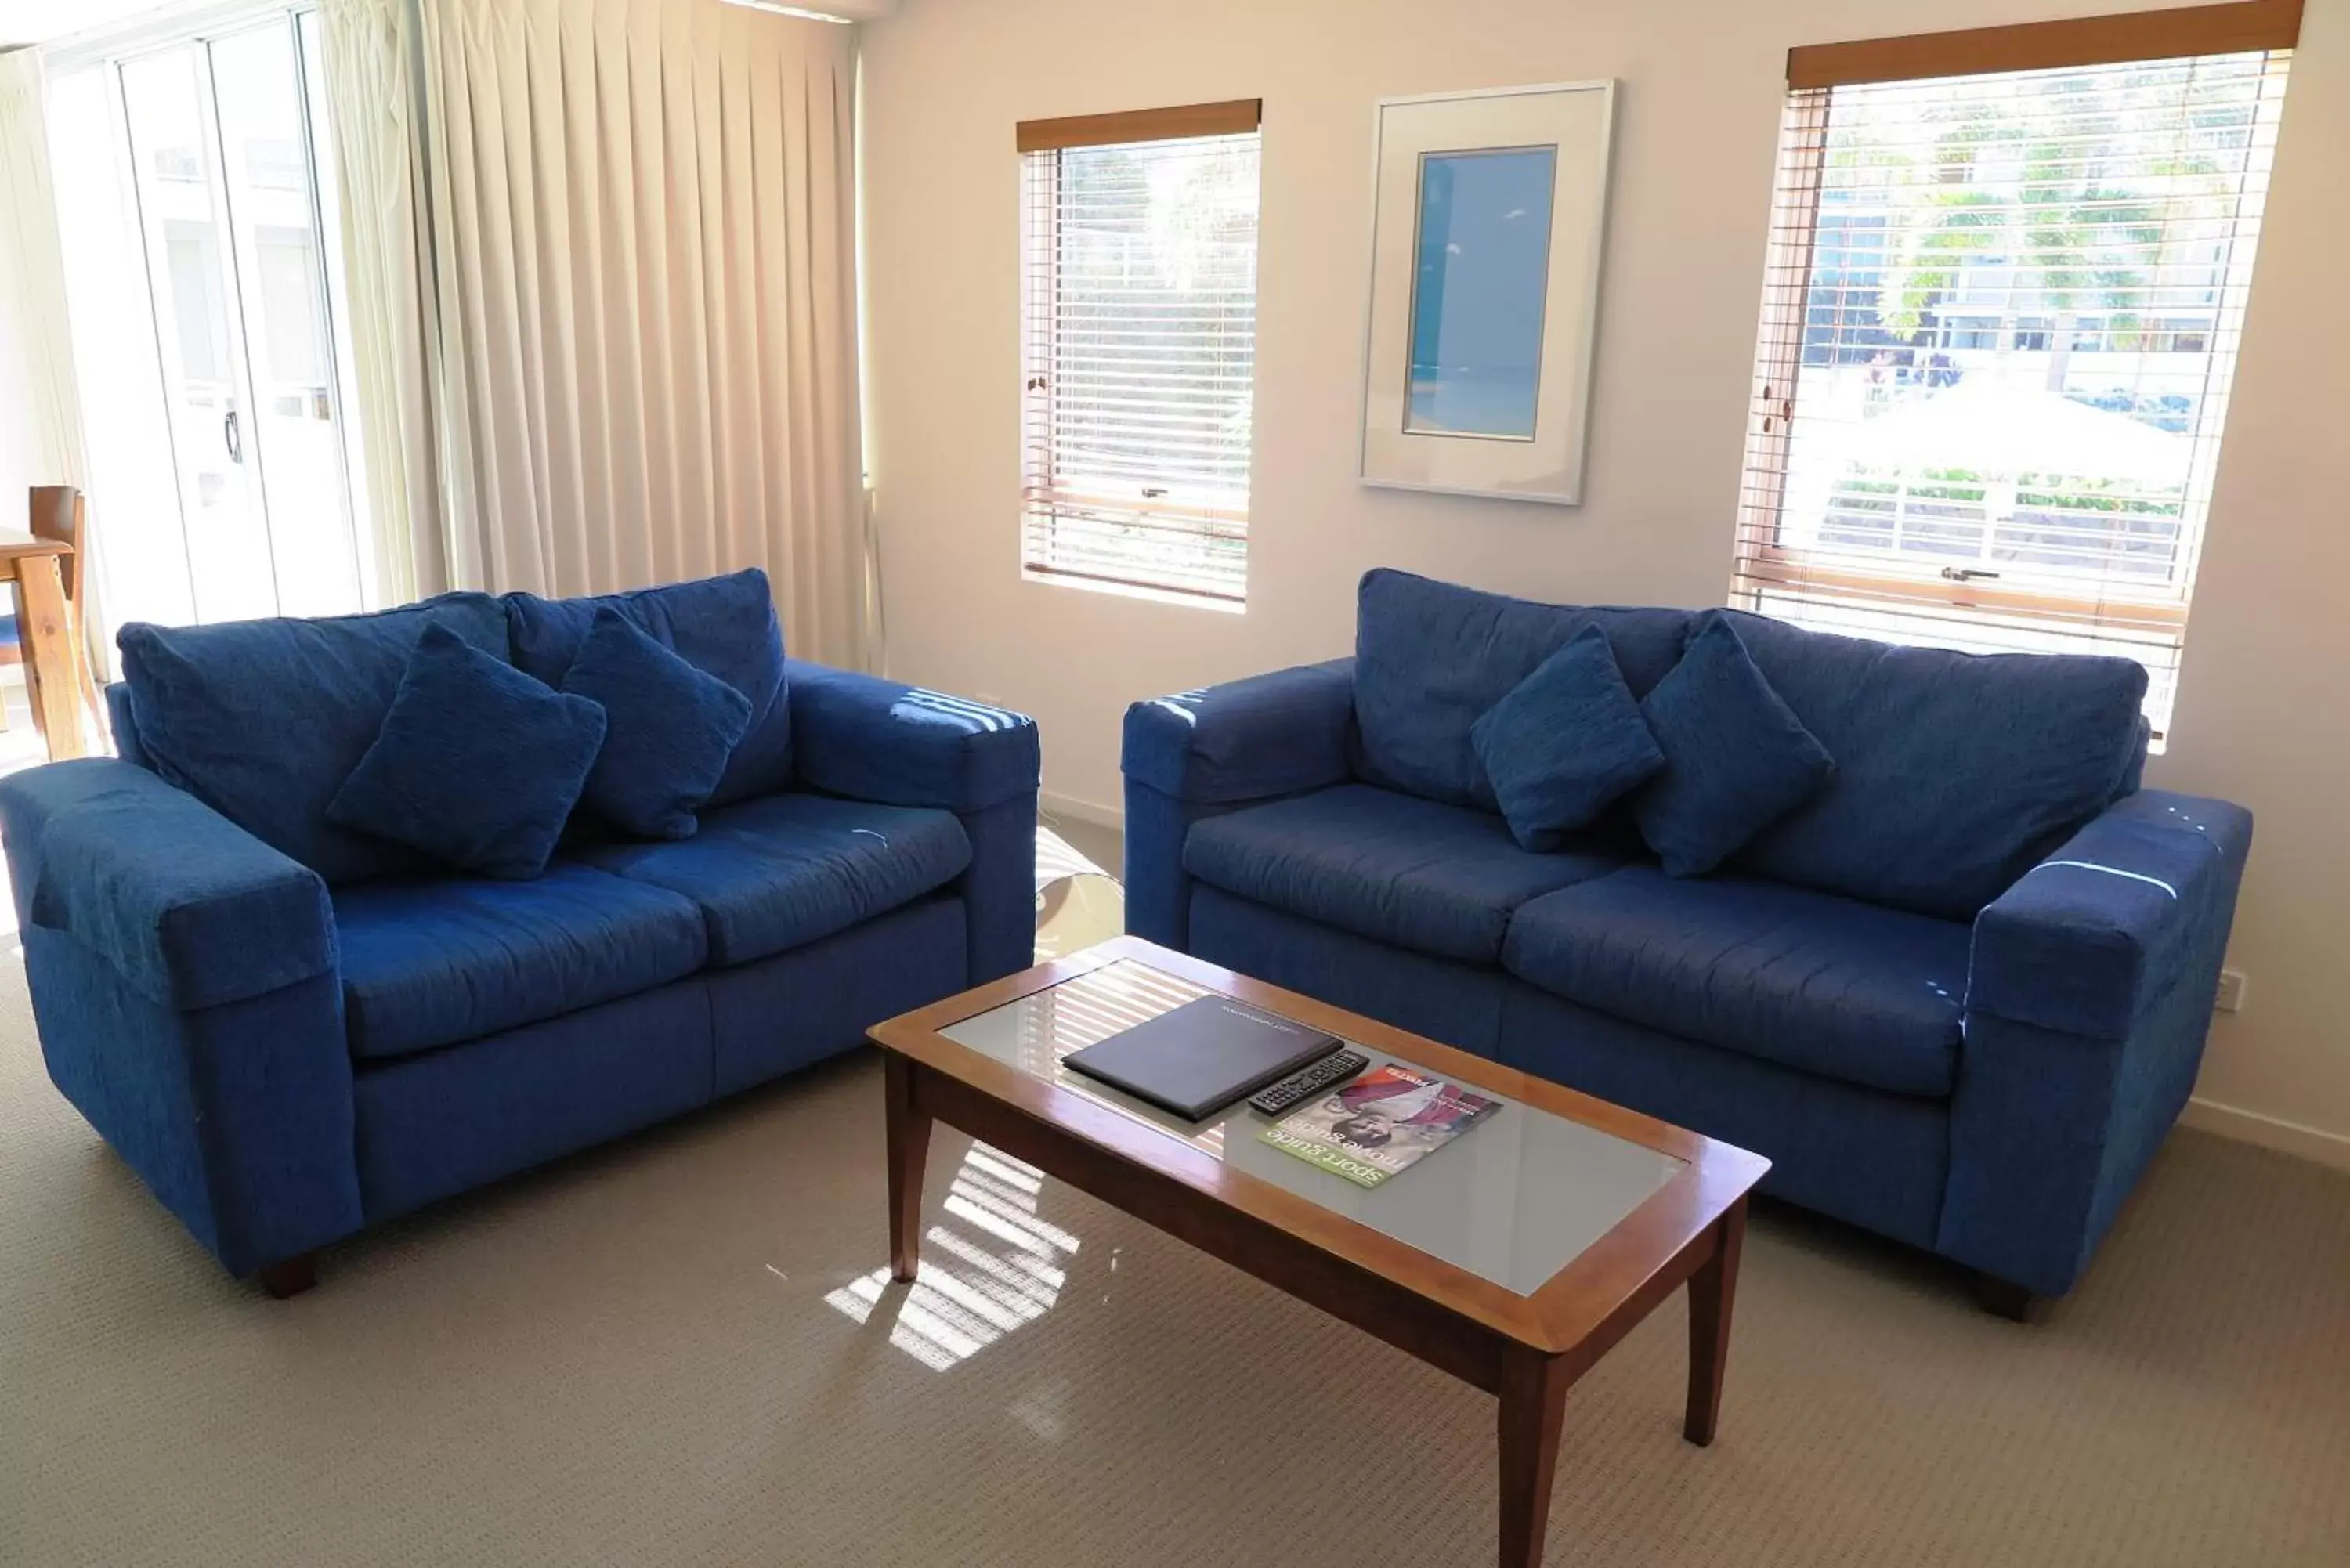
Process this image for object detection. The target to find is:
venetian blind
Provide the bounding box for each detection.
[1734,39,2294,738]
[1019,107,1260,604]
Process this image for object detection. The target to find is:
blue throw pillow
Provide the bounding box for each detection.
[562,606,754,840]
[503,569,789,807]
[1633,615,1834,877]
[1470,625,1665,852]
[327,623,607,880]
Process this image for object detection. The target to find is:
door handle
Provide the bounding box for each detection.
[224,409,243,464]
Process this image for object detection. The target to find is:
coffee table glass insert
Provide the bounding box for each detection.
[940,957,1684,1295]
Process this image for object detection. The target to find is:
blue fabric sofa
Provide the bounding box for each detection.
[0,576,1039,1291]
[1124,569,2251,1306]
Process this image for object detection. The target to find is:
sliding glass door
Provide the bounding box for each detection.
[49,7,370,638]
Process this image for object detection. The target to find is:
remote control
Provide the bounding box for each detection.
[1248,1050,1371,1116]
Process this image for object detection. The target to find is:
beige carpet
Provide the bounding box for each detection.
[2,957,2347,1568]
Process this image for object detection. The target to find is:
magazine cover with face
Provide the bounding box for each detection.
[1259,1063,1502,1188]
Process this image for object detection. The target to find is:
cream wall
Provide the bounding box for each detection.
[859,0,2350,1163]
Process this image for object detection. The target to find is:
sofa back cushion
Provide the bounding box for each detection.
[1352,569,1692,810]
[1723,609,2149,919]
[117,592,510,885]
[504,568,790,807]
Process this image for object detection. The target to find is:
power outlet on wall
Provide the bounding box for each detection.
[2214,969,2248,1013]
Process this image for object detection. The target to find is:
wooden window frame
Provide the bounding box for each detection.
[1015,99,1260,154]
[1788,0,2302,88]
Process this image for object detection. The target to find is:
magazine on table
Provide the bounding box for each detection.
[1258,1063,1501,1189]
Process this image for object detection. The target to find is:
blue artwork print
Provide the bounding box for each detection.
[1405,146,1558,439]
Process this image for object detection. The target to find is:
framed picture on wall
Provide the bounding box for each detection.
[1358,81,1616,504]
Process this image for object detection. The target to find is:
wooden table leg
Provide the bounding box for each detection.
[1684,1196,1747,1447]
[884,1053,931,1283]
[1498,1344,1569,1568]
[16,558,87,760]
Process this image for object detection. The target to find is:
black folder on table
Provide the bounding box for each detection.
[1063,995,1342,1121]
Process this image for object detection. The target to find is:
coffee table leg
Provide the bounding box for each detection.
[1683,1196,1748,1447]
[884,1053,931,1283]
[1498,1345,1568,1568]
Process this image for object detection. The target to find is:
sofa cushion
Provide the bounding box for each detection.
[328,624,608,880]
[505,569,790,809]
[1502,866,1971,1098]
[118,592,510,885]
[1353,569,1693,811]
[562,606,754,839]
[573,793,971,966]
[1632,615,1833,877]
[1471,625,1665,851]
[1181,782,1625,966]
[1724,610,2149,919]
[334,862,709,1060]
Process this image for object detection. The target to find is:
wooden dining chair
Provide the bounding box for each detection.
[5,486,100,749]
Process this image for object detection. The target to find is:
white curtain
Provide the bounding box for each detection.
[320,0,447,609]
[323,0,870,668]
[0,48,107,678]
[0,52,83,491]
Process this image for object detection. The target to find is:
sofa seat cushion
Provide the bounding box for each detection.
[1502,867,1970,1098]
[335,863,710,1060]
[573,793,971,966]
[1182,783,1625,966]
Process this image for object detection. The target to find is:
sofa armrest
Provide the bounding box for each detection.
[1943,789,2253,1298]
[786,659,1039,813]
[1120,660,1354,951]
[785,661,1040,985]
[1969,790,2254,1040]
[0,759,336,1010]
[1122,658,1354,805]
[0,759,357,1279]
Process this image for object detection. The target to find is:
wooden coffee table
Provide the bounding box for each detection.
[868,936,1770,1566]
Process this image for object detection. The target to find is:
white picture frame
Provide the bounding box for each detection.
[1358,81,1616,505]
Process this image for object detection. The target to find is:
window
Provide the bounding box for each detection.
[1019,100,1261,605]
[1734,2,2300,738]
[48,6,373,633]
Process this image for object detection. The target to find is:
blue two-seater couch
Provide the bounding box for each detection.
[1124,569,2251,1309]
[0,571,1038,1292]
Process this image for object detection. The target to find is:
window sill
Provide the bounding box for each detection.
[1021,569,1246,616]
